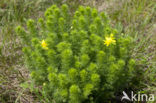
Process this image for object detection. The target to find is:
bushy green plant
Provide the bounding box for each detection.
[16,4,138,103]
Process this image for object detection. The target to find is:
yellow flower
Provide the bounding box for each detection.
[43,83,46,86]
[104,34,116,46]
[41,40,48,50]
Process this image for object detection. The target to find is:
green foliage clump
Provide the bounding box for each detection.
[16,4,137,103]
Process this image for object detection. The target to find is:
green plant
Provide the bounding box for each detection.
[0,0,86,102]
[104,0,156,96]
[16,4,140,103]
